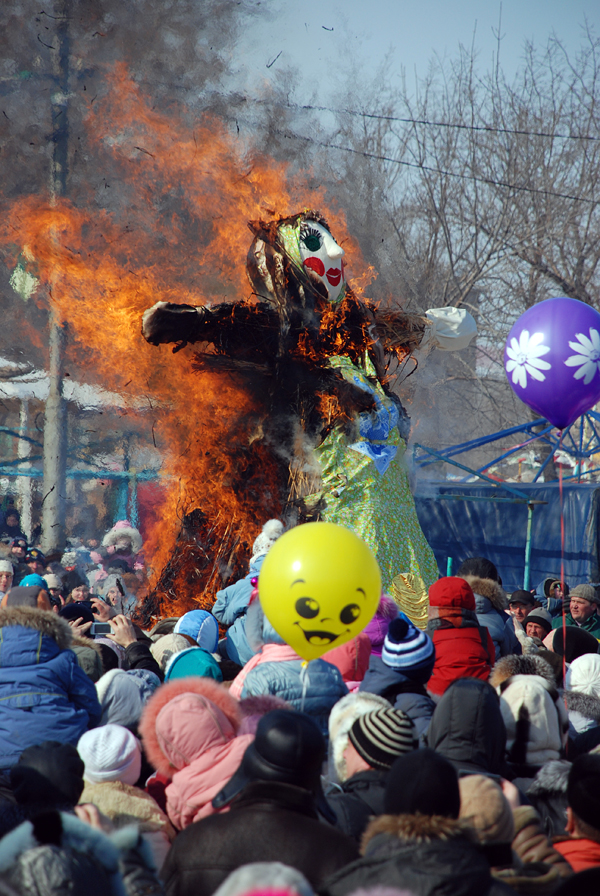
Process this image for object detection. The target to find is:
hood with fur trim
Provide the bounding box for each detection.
[102,522,143,555]
[0,810,152,896]
[490,653,556,690]
[327,691,391,782]
[499,673,569,767]
[0,605,72,650]
[564,689,600,723]
[460,575,508,612]
[139,676,242,778]
[362,813,475,853]
[526,759,571,797]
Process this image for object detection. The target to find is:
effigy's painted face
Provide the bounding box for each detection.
[299,220,345,302]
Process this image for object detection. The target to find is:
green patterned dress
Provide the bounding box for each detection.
[315,354,439,628]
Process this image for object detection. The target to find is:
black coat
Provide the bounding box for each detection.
[426,677,510,778]
[320,814,513,896]
[326,770,387,843]
[161,781,359,896]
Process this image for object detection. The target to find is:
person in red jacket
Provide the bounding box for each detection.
[554,754,600,872]
[426,576,495,698]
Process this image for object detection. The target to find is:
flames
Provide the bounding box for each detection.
[0,63,378,619]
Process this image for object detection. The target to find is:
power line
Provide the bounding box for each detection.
[247,96,600,143]
[261,122,597,205]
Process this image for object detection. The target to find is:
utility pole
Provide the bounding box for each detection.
[41,0,70,553]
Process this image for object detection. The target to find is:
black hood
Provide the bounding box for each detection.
[426,678,507,775]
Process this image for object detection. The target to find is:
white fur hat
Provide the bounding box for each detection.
[78,723,142,785]
[499,674,569,767]
[251,520,284,563]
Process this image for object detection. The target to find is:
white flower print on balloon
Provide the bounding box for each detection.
[505,330,551,389]
[565,328,600,385]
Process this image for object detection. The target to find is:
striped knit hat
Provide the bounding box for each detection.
[349,708,416,770]
[382,616,436,684]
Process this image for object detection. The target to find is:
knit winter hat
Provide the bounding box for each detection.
[0,560,13,575]
[150,633,191,671]
[567,753,600,829]
[524,608,553,635]
[565,654,600,701]
[382,616,435,683]
[174,609,219,653]
[458,774,515,843]
[78,723,142,785]
[44,573,63,590]
[19,574,48,589]
[11,742,84,809]
[570,584,599,605]
[251,519,284,562]
[165,646,223,682]
[385,748,461,818]
[349,708,416,770]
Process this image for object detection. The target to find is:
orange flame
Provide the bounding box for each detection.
[0,63,376,619]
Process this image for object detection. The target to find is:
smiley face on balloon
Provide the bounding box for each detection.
[258,522,381,661]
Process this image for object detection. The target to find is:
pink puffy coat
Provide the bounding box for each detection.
[138,677,253,830]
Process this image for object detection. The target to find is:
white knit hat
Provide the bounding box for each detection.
[565,654,600,701]
[78,723,142,785]
[0,561,14,575]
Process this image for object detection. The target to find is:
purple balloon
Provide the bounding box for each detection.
[504,297,600,430]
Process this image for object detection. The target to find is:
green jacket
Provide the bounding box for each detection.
[552,611,600,638]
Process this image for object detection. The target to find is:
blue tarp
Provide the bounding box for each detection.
[414,482,600,592]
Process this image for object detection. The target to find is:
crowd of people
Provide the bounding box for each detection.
[0,514,600,895]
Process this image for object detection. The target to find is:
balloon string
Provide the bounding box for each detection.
[300,660,310,713]
[559,431,568,756]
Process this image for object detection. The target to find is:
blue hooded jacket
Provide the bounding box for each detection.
[212,555,265,666]
[359,654,435,740]
[0,606,101,767]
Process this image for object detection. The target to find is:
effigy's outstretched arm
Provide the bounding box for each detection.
[373,306,477,356]
[141,300,279,355]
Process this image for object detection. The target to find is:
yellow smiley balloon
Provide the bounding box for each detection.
[258,522,382,661]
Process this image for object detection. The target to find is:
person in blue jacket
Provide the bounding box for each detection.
[359,615,436,741]
[0,588,101,769]
[212,519,284,666]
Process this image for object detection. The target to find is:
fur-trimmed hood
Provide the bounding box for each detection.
[0,810,154,896]
[327,690,391,782]
[490,653,556,690]
[526,759,571,797]
[138,676,242,778]
[0,605,72,650]
[102,522,142,555]
[362,813,474,854]
[564,689,600,722]
[460,575,508,611]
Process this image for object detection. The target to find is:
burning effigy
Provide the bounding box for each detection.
[142,210,476,627]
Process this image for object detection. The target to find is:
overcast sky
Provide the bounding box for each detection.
[231,0,600,99]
